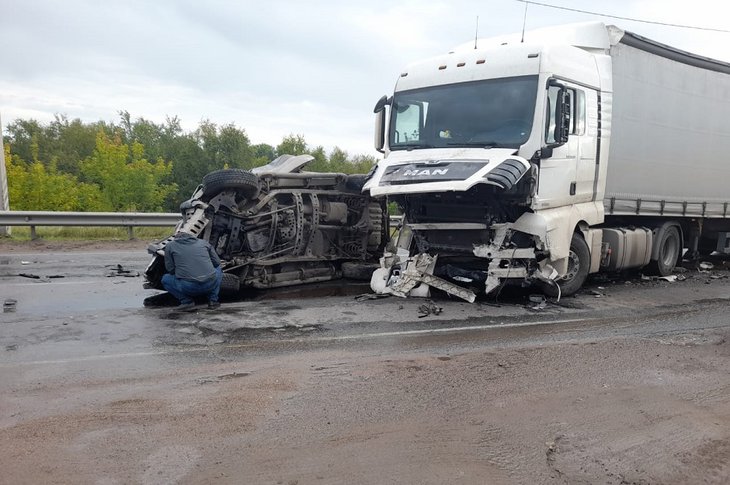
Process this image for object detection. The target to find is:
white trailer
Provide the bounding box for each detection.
[364,22,730,299]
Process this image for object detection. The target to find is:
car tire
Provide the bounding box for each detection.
[344,174,368,192]
[220,272,241,295]
[201,169,259,201]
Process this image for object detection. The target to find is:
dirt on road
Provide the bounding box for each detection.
[1,244,729,484]
[2,314,729,484]
[0,238,152,253]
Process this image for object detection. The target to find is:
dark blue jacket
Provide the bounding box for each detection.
[164,233,221,282]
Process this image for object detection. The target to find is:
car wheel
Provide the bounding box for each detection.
[220,272,241,295]
[201,169,259,202]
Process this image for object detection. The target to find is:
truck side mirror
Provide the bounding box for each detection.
[373,95,391,153]
[542,81,571,157]
[555,88,571,145]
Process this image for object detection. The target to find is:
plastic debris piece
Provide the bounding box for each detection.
[527,294,547,310]
[354,293,390,302]
[18,273,40,279]
[417,301,443,318]
[3,299,17,313]
[106,263,140,277]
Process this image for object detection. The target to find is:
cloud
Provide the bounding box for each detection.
[2,0,729,156]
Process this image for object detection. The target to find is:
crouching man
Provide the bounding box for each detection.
[162,229,223,311]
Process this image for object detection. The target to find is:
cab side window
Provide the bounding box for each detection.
[392,102,424,143]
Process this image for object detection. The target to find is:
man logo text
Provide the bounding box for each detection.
[402,168,449,176]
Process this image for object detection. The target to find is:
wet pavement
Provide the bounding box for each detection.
[1,249,730,484]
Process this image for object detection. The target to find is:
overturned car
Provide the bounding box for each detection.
[144,155,388,295]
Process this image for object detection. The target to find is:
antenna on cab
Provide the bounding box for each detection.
[521,2,528,42]
[474,16,479,49]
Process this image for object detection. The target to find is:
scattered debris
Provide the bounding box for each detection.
[640,274,685,283]
[354,293,390,302]
[3,299,17,313]
[527,294,547,310]
[588,289,605,297]
[17,273,64,280]
[20,261,31,265]
[417,301,443,318]
[372,253,477,303]
[699,261,714,271]
[106,264,140,277]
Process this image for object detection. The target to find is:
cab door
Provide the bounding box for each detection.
[535,81,591,209]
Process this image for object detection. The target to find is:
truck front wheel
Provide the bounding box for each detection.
[543,233,590,298]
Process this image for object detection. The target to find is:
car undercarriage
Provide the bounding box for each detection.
[144,155,388,295]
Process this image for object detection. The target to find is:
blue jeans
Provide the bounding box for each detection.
[162,267,222,305]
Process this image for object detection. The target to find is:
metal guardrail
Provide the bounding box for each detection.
[0,211,181,239]
[0,211,405,240]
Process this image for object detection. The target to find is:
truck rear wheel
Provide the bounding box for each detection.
[647,226,681,276]
[543,233,590,298]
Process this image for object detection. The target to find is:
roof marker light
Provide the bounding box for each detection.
[528,53,539,58]
[438,65,447,70]
[457,62,466,67]
[476,59,486,64]
[400,72,408,77]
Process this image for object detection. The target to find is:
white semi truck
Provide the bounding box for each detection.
[364,22,730,299]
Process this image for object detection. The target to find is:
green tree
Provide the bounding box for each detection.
[276,134,307,157]
[194,120,254,171]
[80,133,176,211]
[4,143,105,211]
[252,143,275,166]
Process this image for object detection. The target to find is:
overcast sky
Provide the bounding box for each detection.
[1,0,728,156]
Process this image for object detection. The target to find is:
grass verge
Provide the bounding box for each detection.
[2,226,173,241]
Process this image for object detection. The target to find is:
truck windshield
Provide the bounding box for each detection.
[389,75,538,150]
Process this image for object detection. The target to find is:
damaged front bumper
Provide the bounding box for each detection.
[370,217,560,302]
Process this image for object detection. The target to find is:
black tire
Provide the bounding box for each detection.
[542,233,590,298]
[646,225,681,276]
[341,261,379,281]
[201,169,259,201]
[220,272,241,295]
[344,174,368,192]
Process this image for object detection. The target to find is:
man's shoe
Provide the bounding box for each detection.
[208,301,221,309]
[176,302,196,312]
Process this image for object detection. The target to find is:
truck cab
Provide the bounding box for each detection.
[364,23,615,298]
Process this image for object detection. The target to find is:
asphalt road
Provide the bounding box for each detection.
[1,249,729,484]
